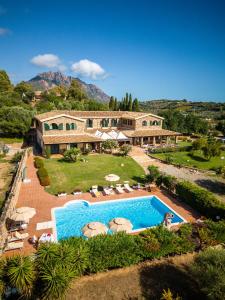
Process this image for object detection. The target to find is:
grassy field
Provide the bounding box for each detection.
[151,150,225,170]
[44,154,145,194]
[0,137,23,144]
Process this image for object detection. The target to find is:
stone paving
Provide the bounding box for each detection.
[4,153,199,256]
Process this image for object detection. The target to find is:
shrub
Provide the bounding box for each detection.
[176,181,225,219]
[37,166,50,186]
[101,140,118,153]
[147,165,161,183]
[63,147,81,162]
[87,233,142,273]
[10,151,23,163]
[162,175,177,192]
[119,144,132,156]
[205,219,225,244]
[34,157,44,169]
[165,154,173,164]
[190,248,225,300]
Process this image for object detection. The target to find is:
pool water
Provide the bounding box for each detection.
[53,196,184,240]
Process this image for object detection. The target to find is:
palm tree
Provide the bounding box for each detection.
[6,255,35,298]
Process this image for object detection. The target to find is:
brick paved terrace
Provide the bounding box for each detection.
[4,154,199,256]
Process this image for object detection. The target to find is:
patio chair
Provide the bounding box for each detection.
[4,241,24,252]
[8,231,29,242]
[115,184,124,194]
[123,182,133,192]
[90,185,100,197]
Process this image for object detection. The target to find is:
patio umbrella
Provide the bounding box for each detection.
[10,207,36,222]
[82,222,108,238]
[104,174,120,182]
[109,217,133,233]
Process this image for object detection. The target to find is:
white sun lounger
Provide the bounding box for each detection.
[8,231,29,242]
[5,241,24,251]
[124,183,133,192]
[90,186,100,197]
[103,187,111,195]
[115,184,124,194]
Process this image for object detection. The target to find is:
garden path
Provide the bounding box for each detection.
[130,146,225,201]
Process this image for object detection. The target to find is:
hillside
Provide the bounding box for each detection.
[28,71,110,103]
[139,99,225,119]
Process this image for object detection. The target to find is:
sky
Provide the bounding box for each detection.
[0,0,225,102]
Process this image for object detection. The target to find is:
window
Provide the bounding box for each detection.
[101,118,109,127]
[66,123,70,130]
[152,120,158,126]
[142,120,147,126]
[149,121,153,126]
[71,123,77,130]
[122,119,132,126]
[86,119,93,128]
[58,123,63,130]
[44,123,50,131]
[111,119,118,127]
[51,123,58,130]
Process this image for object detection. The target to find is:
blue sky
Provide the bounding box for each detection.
[0,0,225,101]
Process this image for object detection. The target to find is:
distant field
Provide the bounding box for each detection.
[44,154,145,194]
[151,150,225,170]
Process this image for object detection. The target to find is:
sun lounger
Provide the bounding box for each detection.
[103,187,111,195]
[8,231,29,242]
[115,184,124,194]
[5,241,24,251]
[124,183,133,192]
[8,223,28,232]
[90,186,100,197]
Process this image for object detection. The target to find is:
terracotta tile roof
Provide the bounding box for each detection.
[43,134,102,144]
[121,129,181,137]
[35,110,164,121]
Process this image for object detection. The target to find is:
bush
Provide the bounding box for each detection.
[87,233,142,273]
[119,144,132,156]
[147,165,160,183]
[162,175,177,192]
[10,151,23,163]
[190,248,225,300]
[37,166,50,186]
[63,147,81,162]
[176,181,225,219]
[34,157,44,169]
[165,154,173,164]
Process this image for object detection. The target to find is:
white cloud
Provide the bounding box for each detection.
[30,54,67,72]
[71,59,107,80]
[0,27,11,36]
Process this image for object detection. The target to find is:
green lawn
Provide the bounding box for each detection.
[0,137,23,144]
[44,154,145,194]
[151,150,225,170]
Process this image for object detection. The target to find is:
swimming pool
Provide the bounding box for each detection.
[52,196,185,240]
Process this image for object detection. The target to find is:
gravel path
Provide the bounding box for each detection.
[130,146,225,201]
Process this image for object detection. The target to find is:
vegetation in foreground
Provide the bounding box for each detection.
[0,220,224,299]
[43,154,145,194]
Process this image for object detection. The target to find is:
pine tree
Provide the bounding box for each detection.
[0,70,12,93]
[128,93,133,111]
[109,96,115,110]
[132,98,139,111]
[125,93,129,110]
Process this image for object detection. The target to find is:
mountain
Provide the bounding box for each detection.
[28,71,110,103]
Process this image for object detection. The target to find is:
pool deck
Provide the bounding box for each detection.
[3,154,199,257]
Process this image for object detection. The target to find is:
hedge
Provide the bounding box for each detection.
[34,157,44,169]
[37,166,50,186]
[176,181,225,219]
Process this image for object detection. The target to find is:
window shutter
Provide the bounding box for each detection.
[44,123,50,131]
[66,123,70,130]
[58,123,63,130]
[71,123,74,130]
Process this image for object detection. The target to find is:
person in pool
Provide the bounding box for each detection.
[163,212,174,227]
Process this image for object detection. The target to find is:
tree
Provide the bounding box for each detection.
[202,139,221,160]
[109,96,115,110]
[191,248,225,300]
[0,70,12,93]
[147,165,160,183]
[101,140,118,153]
[14,81,34,102]
[6,255,35,298]
[119,144,132,156]
[192,138,207,151]
[67,80,86,101]
[125,93,129,110]
[63,147,81,162]
[216,120,225,136]
[0,106,33,136]
[114,98,118,111]
[128,94,133,111]
[132,98,139,111]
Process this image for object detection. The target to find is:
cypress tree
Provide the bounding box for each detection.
[125,93,129,110]
[132,98,139,111]
[114,98,118,111]
[128,93,133,111]
[109,96,115,110]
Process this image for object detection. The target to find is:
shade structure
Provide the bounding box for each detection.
[109,217,133,233]
[10,207,36,222]
[104,174,120,182]
[82,222,108,238]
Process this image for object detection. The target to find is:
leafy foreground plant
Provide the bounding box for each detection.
[6,255,35,298]
[190,248,225,300]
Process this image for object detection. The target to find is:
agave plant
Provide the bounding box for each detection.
[6,255,35,298]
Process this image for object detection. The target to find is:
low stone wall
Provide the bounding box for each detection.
[0,148,32,253]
